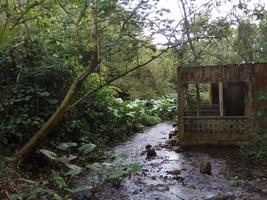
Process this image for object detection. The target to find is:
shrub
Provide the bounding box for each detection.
[240,91,267,164]
[142,114,161,126]
[240,133,267,164]
[0,40,72,149]
[0,40,177,152]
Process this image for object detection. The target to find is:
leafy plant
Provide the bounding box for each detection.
[11,143,142,199]
[87,154,142,188]
[240,133,267,164]
[26,142,98,199]
[142,114,161,126]
[229,176,241,186]
[240,91,267,164]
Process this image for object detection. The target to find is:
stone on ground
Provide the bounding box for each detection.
[200,160,212,175]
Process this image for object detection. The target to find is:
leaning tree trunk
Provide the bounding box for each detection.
[17,67,93,161]
[17,1,99,162]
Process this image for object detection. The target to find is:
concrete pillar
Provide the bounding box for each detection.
[245,81,252,117]
[208,83,212,105]
[219,82,224,117]
[177,68,185,141]
[196,83,200,116]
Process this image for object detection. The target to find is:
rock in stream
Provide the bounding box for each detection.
[73,122,266,200]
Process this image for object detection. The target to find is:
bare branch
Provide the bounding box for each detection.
[68,35,211,110]
[11,0,45,29]
[76,0,88,27]
[56,0,76,25]
[68,47,170,110]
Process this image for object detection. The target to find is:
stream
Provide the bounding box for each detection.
[75,121,267,200]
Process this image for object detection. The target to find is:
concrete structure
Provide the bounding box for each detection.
[177,63,267,146]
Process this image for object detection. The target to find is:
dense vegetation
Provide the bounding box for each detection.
[0,39,177,198]
[240,92,267,163]
[0,0,267,198]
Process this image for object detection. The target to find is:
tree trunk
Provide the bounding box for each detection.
[17,1,99,162]
[17,67,93,161]
[16,0,170,161]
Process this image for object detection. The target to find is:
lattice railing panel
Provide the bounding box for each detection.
[183,117,251,134]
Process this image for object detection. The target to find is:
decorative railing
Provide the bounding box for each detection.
[184,104,220,116]
[183,116,251,134]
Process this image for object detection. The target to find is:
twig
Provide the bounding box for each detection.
[56,0,76,25]
[11,0,45,29]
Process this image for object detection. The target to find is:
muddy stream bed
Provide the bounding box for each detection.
[74,122,267,200]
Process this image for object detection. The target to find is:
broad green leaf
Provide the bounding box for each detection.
[66,164,82,176]
[66,169,82,176]
[20,178,38,185]
[57,156,69,164]
[40,91,50,97]
[57,142,77,150]
[68,154,77,161]
[128,163,142,174]
[38,149,57,160]
[86,162,103,173]
[71,185,93,193]
[118,153,128,160]
[79,143,96,154]
[27,187,54,199]
[57,155,77,164]
[108,168,125,179]
[53,193,63,200]
[67,164,81,170]
[51,170,66,189]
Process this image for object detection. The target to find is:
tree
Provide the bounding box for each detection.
[16,0,174,161]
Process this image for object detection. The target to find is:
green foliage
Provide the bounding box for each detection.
[87,154,142,187]
[11,178,55,200]
[145,96,177,119]
[251,91,267,122]
[0,0,178,154]
[0,39,165,151]
[57,143,77,151]
[2,0,267,198]
[113,95,176,129]
[240,133,267,164]
[38,149,58,160]
[229,176,241,186]
[114,51,176,99]
[78,143,96,155]
[87,162,103,173]
[73,92,176,149]
[142,114,161,126]
[11,142,97,199]
[51,170,66,189]
[11,143,141,199]
[0,40,72,149]
[240,92,267,164]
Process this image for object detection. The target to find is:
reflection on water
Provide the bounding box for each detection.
[75,122,265,200]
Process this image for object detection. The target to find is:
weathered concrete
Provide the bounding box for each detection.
[177,63,267,146]
[178,132,250,147]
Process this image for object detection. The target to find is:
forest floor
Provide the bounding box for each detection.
[75,122,267,200]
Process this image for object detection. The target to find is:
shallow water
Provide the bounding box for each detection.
[75,122,267,200]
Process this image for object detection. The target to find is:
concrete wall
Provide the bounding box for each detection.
[180,132,250,147]
[177,63,267,146]
[251,64,267,128]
